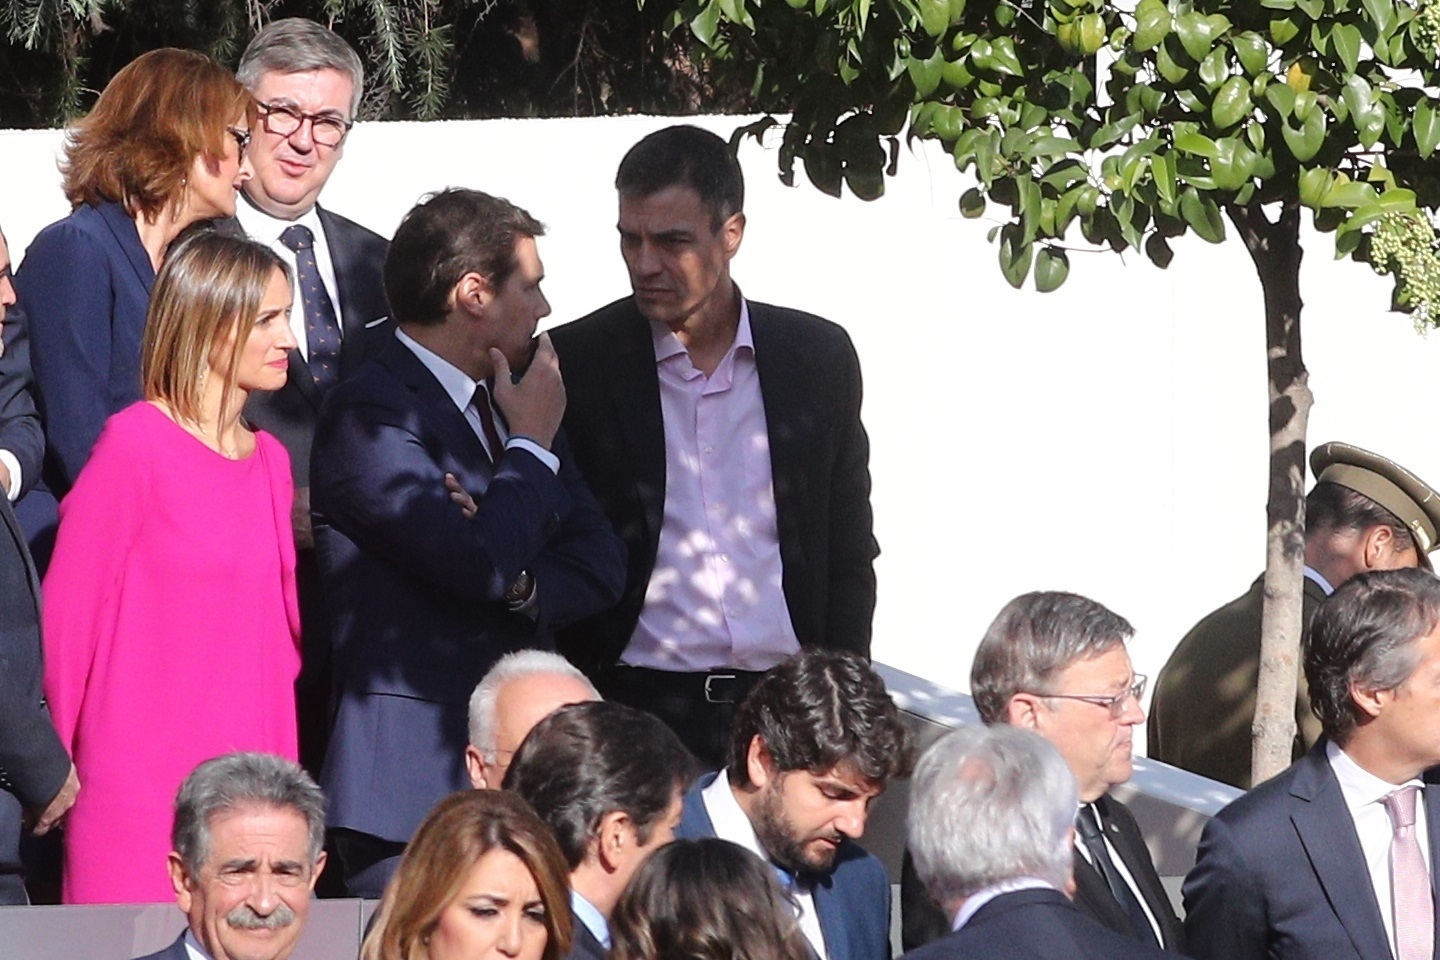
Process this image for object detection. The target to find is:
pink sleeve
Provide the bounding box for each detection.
[259,432,300,649]
[41,409,151,754]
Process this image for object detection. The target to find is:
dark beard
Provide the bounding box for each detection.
[751,782,841,876]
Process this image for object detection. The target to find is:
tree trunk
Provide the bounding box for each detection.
[1227,200,1313,787]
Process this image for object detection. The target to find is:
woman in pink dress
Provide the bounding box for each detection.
[43,232,302,903]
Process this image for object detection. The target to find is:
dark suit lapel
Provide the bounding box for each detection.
[1425,768,1440,948]
[1290,743,1392,960]
[811,870,853,960]
[285,349,324,411]
[379,340,491,474]
[0,497,39,611]
[607,304,667,549]
[96,201,156,294]
[749,304,809,610]
[1070,843,1132,936]
[319,205,385,338]
[1094,795,1178,949]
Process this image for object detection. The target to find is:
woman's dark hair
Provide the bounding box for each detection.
[609,839,812,960]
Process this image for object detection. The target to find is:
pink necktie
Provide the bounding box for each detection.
[1384,785,1434,960]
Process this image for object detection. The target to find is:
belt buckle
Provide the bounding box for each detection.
[704,672,739,704]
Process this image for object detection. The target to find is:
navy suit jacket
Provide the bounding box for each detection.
[567,919,607,960]
[237,206,392,484]
[548,296,877,675]
[14,201,155,557]
[312,337,625,843]
[0,302,43,496]
[677,773,891,960]
[132,933,189,960]
[1184,739,1440,960]
[901,888,1178,960]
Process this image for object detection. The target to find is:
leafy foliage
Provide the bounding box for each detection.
[672,0,1440,322]
[0,0,760,125]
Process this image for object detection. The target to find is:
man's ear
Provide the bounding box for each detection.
[1362,524,1398,569]
[720,211,746,261]
[308,850,328,891]
[167,852,194,912]
[595,810,632,873]
[745,735,775,790]
[465,744,490,790]
[453,272,493,316]
[1006,694,1044,731]
[1350,679,1389,722]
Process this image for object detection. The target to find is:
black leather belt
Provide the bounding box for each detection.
[609,665,766,705]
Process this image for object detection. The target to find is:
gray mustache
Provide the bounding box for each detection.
[227,901,297,930]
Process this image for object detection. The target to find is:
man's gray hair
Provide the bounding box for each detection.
[467,650,599,761]
[237,18,365,116]
[970,591,1134,723]
[172,752,325,876]
[908,724,1078,909]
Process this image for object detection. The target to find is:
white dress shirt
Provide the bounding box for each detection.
[701,770,829,960]
[234,198,342,360]
[1328,739,1432,957]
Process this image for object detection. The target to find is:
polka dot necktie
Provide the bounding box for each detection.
[279,224,342,392]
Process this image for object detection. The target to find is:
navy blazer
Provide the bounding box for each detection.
[677,773,891,960]
[1184,739,1440,960]
[567,918,608,960]
[132,933,189,960]
[549,296,877,675]
[0,302,43,495]
[239,206,392,484]
[901,888,1178,960]
[312,337,625,843]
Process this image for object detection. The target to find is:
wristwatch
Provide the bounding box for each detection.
[504,570,535,606]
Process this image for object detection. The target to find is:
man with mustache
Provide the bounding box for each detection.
[675,650,912,960]
[135,752,325,960]
[902,592,1184,953]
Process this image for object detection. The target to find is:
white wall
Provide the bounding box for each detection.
[5,115,1436,752]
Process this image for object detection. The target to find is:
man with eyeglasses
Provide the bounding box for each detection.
[901,591,1183,954]
[229,18,392,782]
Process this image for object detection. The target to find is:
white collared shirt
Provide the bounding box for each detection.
[701,770,829,960]
[1327,739,1432,957]
[183,930,212,960]
[1304,565,1337,596]
[951,878,1056,932]
[234,199,341,360]
[394,329,558,474]
[570,889,611,949]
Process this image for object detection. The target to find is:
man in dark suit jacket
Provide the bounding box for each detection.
[676,651,911,960]
[228,19,394,776]
[1184,566,1440,960]
[135,753,326,960]
[0,230,76,904]
[549,125,877,768]
[507,701,694,960]
[1151,442,1440,789]
[903,592,1184,953]
[903,724,1174,960]
[312,189,625,891]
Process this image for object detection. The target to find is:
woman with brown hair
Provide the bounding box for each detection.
[363,790,573,960]
[42,231,300,903]
[610,839,813,960]
[13,47,254,560]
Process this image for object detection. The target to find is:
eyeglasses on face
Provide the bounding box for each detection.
[257,101,354,147]
[1033,674,1148,719]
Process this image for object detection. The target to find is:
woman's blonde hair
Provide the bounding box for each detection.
[140,231,288,427]
[362,790,573,960]
[62,48,255,220]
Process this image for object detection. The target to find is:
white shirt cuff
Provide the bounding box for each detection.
[0,450,21,501]
[506,437,560,474]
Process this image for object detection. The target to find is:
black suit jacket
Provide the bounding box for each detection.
[566,919,607,960]
[0,303,43,495]
[132,933,189,960]
[231,206,392,483]
[548,296,877,674]
[902,794,1182,952]
[0,477,69,900]
[901,888,1178,960]
[312,337,625,843]
[1184,739,1440,960]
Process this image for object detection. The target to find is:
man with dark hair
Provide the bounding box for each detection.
[904,725,1171,960]
[1151,441,1440,787]
[506,701,694,960]
[0,226,77,904]
[311,188,625,894]
[549,124,878,768]
[1184,566,1440,960]
[675,649,912,960]
[230,17,392,776]
[903,591,1182,953]
[136,752,325,960]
